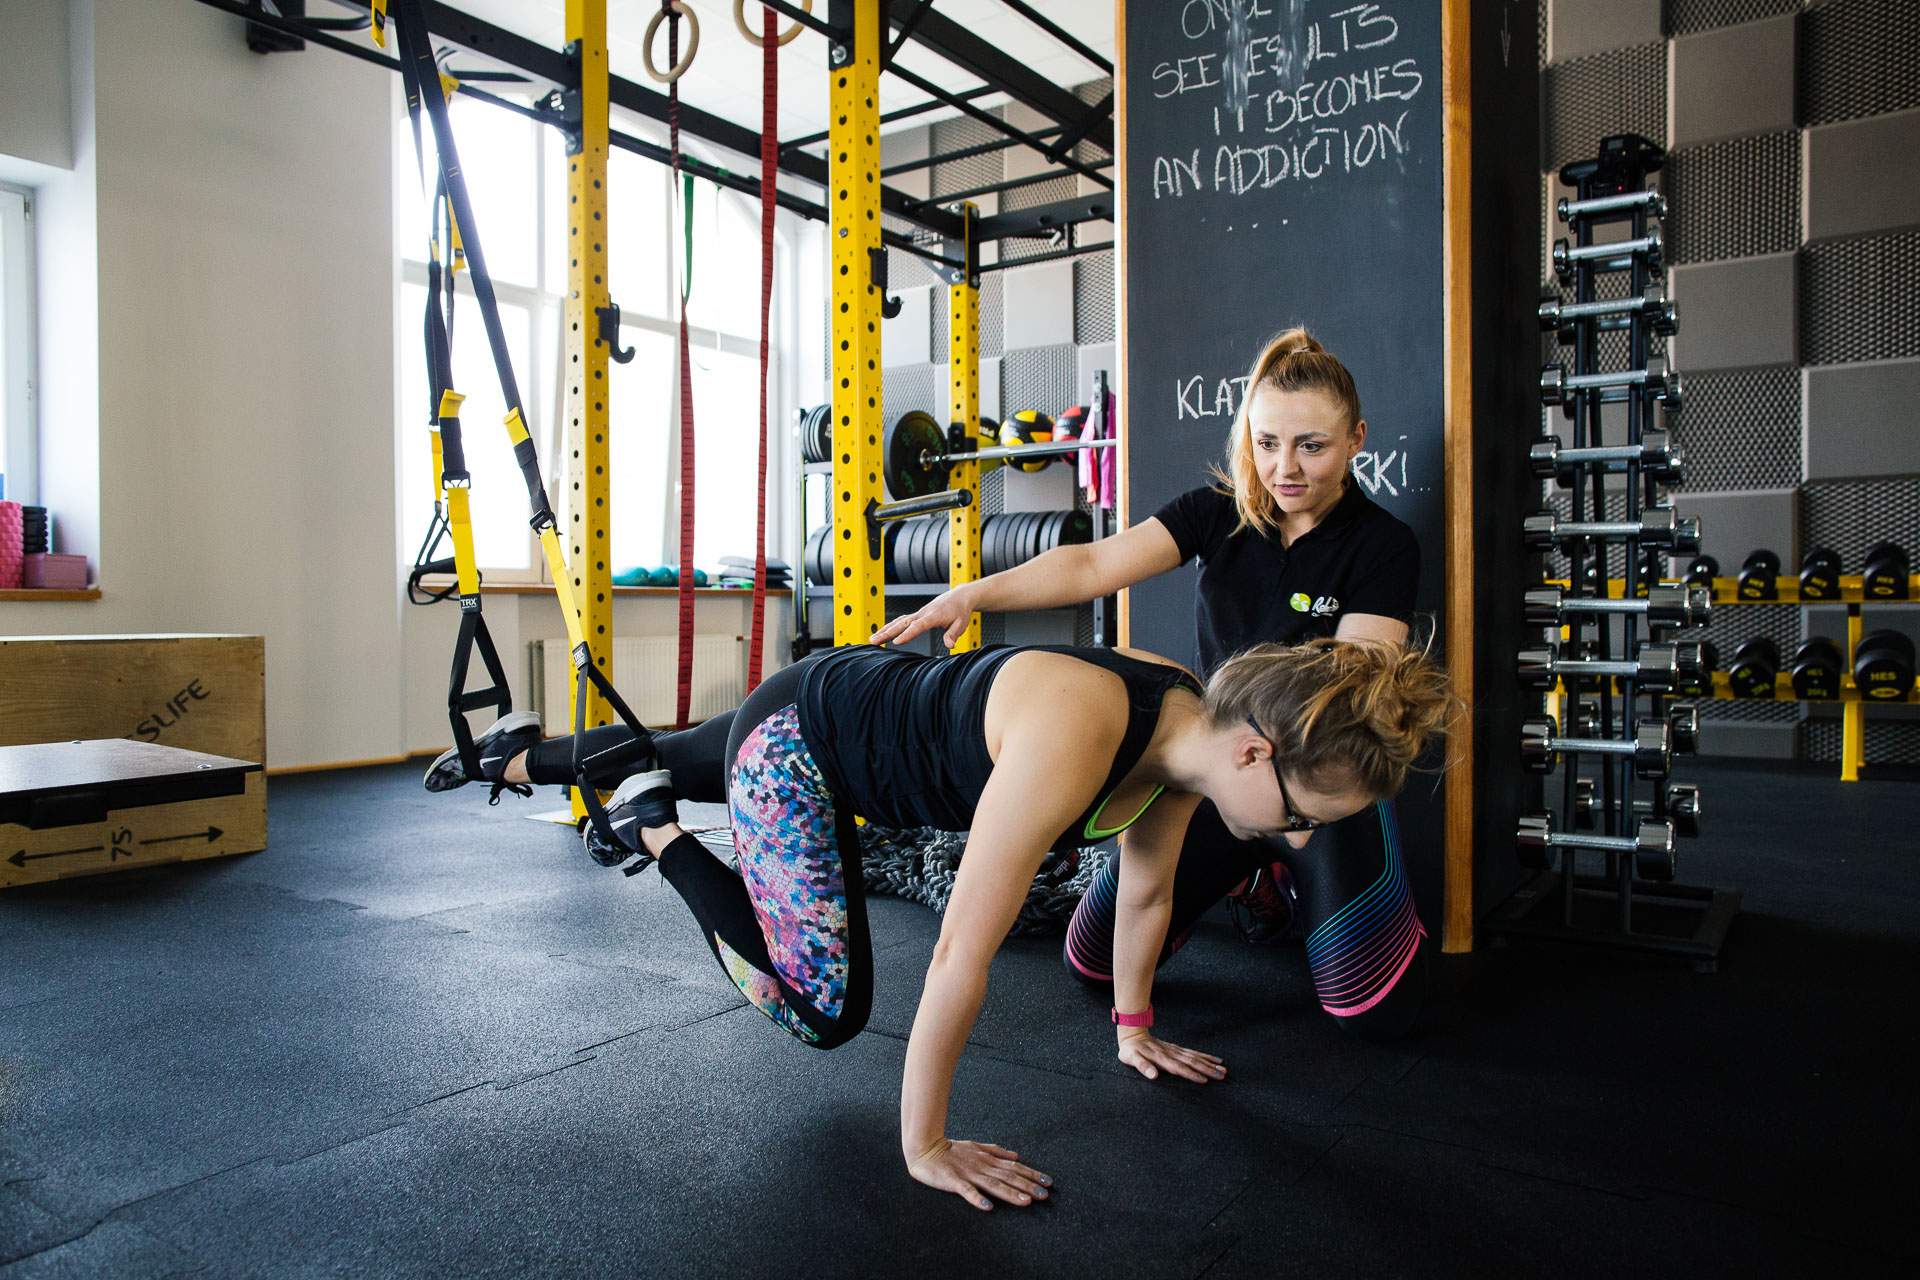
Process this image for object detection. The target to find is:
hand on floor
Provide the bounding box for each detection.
[1116,1031,1227,1084]
[906,1137,1052,1211]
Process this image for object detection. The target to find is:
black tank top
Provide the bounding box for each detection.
[796,645,1202,841]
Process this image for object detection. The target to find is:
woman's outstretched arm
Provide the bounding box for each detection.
[899,679,1122,1210]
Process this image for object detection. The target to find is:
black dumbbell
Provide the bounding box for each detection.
[1683,554,1719,587]
[1853,630,1917,701]
[1863,541,1911,601]
[1789,637,1844,701]
[1520,716,1673,779]
[1798,547,1841,601]
[1528,430,1684,486]
[1736,549,1781,601]
[1726,637,1781,698]
[1523,583,1710,629]
[1570,780,1700,838]
[1522,505,1701,551]
[1517,642,1701,693]
[1674,641,1718,698]
[1517,810,1678,880]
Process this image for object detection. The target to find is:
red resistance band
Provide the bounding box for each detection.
[667,4,697,730]
[747,5,776,691]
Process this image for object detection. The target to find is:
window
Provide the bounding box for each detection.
[396,98,793,585]
[0,185,34,506]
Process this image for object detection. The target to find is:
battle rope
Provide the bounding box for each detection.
[857,828,1115,937]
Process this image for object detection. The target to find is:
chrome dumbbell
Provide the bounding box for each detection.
[1540,355,1682,408]
[1556,189,1666,224]
[1569,778,1701,838]
[1538,284,1678,340]
[1522,505,1702,552]
[1666,701,1700,754]
[1520,716,1673,779]
[1517,810,1678,881]
[1551,224,1664,280]
[1517,643,1701,694]
[1528,429,1684,486]
[1522,583,1711,629]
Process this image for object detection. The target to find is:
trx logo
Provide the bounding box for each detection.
[1291,593,1340,617]
[461,597,481,612]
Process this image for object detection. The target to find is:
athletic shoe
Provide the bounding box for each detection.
[1228,860,1300,945]
[422,710,544,801]
[582,769,678,869]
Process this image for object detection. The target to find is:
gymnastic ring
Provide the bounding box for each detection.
[642,2,701,86]
[734,0,811,48]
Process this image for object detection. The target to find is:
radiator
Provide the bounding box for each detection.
[530,635,747,728]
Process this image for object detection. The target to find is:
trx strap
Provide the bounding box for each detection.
[747,2,777,691]
[407,174,461,606]
[390,1,657,833]
[391,35,514,789]
[666,1,698,729]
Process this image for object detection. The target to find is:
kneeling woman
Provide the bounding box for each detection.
[436,639,1449,1209]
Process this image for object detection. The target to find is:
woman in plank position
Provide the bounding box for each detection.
[873,328,1435,1038]
[426,637,1450,1209]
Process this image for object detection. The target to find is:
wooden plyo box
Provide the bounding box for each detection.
[0,634,266,888]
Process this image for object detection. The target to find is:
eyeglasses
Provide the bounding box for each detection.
[1245,715,1326,833]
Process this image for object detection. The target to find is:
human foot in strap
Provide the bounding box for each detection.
[1228,860,1301,945]
[422,710,543,802]
[582,769,678,869]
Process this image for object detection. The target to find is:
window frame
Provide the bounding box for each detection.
[0,184,36,507]
[397,100,797,588]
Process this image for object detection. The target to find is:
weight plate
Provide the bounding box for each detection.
[913,517,935,584]
[883,519,902,584]
[933,517,950,582]
[898,517,923,584]
[983,514,1003,576]
[805,524,829,585]
[885,410,950,501]
[919,516,940,585]
[1024,511,1045,565]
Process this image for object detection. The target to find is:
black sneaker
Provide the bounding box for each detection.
[583,769,678,869]
[1227,860,1301,945]
[422,710,544,802]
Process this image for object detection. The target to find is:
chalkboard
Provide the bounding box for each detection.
[1121,0,1446,669]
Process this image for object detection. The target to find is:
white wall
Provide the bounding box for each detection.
[2,0,401,770]
[3,0,812,769]
[0,0,75,170]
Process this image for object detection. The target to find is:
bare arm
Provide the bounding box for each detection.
[1108,791,1227,1084]
[900,686,1120,1206]
[871,517,1186,649]
[1335,613,1411,645]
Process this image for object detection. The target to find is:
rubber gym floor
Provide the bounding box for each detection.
[2,756,1912,1278]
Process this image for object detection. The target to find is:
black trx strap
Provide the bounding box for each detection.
[390,0,657,832]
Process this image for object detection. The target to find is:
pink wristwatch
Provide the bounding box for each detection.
[1111,1005,1154,1028]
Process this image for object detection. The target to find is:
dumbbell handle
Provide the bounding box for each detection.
[1538,287,1671,328]
[1553,356,1670,395]
[1519,816,1676,856]
[1519,644,1699,689]
[1557,190,1665,221]
[1554,228,1663,273]
[1523,584,1706,626]
[1524,508,1700,549]
[1529,431,1676,475]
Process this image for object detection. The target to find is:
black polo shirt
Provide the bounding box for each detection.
[1151,481,1420,676]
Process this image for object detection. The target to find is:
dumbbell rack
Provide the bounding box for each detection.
[1489,135,1740,970]
[1677,561,1920,781]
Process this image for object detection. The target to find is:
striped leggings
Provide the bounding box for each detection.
[1063,798,1429,1040]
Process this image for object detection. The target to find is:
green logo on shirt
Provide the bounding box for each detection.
[1290,592,1311,612]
